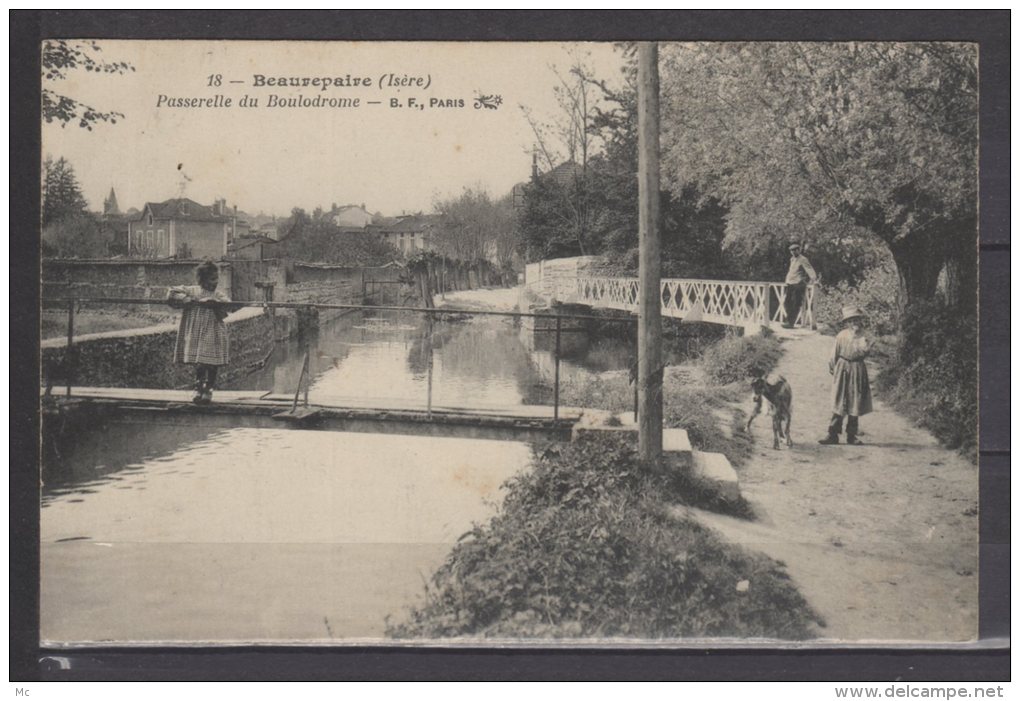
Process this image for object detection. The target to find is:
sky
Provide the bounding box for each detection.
[43,40,625,218]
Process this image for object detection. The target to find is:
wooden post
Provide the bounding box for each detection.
[292,349,310,412]
[553,316,562,420]
[637,42,663,463]
[426,312,434,419]
[65,300,75,397]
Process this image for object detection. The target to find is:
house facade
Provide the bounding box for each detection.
[332,204,374,229]
[128,198,245,259]
[377,214,437,256]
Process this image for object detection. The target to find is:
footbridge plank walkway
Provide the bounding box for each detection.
[44,386,584,443]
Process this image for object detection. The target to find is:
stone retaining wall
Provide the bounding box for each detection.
[524,256,618,303]
[42,308,278,390]
[42,259,234,303]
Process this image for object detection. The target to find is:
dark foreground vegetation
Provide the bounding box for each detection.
[387,433,822,640]
[387,332,810,640]
[876,300,978,457]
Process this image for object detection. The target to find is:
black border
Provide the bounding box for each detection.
[10,10,1009,681]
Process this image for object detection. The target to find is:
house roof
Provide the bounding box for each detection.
[136,198,234,223]
[335,225,383,235]
[229,235,276,250]
[377,214,438,233]
[542,160,584,188]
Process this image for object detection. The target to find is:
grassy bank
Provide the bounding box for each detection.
[874,300,977,459]
[557,331,783,469]
[387,332,813,640]
[41,309,176,340]
[387,433,821,639]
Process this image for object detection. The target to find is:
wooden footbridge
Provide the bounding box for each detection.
[43,386,583,443]
[40,298,618,444]
[42,259,815,450]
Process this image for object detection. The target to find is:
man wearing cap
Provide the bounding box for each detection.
[819,306,873,445]
[783,243,818,328]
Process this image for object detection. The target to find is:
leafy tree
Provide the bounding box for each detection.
[42,212,108,258]
[41,156,112,257]
[275,208,398,266]
[42,40,134,130]
[434,186,518,270]
[520,47,731,279]
[583,60,731,278]
[519,52,609,258]
[518,176,585,262]
[659,42,977,311]
[42,156,89,226]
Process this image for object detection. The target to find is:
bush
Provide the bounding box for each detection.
[701,332,783,385]
[814,258,900,335]
[877,299,977,457]
[558,367,753,469]
[387,434,822,640]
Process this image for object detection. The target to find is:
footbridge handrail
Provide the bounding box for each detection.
[571,276,815,330]
[42,296,637,421]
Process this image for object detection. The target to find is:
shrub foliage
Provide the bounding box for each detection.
[701,332,783,385]
[387,435,821,640]
[876,299,977,457]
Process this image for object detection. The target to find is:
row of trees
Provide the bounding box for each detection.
[41,156,120,258]
[516,43,977,314]
[659,42,977,311]
[432,186,518,273]
[512,43,977,453]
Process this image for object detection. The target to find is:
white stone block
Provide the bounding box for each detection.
[663,428,692,453]
[691,451,740,501]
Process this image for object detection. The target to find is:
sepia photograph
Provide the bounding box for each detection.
[36,35,981,650]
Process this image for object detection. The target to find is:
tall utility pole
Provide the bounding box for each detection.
[637,42,663,463]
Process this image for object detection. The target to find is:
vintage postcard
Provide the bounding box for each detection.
[39,39,979,647]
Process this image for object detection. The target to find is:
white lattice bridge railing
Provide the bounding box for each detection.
[573,277,816,329]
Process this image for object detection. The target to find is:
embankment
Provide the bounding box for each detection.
[41,308,286,390]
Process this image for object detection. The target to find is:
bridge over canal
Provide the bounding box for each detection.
[525,256,817,331]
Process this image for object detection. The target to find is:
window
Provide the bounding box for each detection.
[157,229,166,254]
[147,213,153,226]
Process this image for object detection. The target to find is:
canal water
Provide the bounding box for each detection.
[231,308,646,409]
[41,309,649,643]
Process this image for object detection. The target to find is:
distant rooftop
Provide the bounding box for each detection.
[135,198,235,223]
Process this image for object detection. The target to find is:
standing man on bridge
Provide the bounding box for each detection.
[783,242,818,328]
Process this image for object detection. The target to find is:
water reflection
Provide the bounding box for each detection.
[41,423,534,642]
[233,311,582,410]
[42,420,228,504]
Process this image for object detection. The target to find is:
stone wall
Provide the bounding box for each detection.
[41,308,276,390]
[363,265,409,305]
[228,259,286,303]
[41,259,413,391]
[291,263,365,287]
[523,256,601,302]
[283,264,368,322]
[42,259,234,303]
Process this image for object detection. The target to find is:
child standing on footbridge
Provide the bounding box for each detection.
[167,260,232,404]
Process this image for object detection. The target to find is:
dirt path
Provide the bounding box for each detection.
[438,289,978,641]
[434,287,521,312]
[690,328,978,642]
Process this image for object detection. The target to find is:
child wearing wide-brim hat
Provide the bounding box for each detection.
[819,306,873,445]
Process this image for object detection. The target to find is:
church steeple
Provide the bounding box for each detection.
[103,187,120,216]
